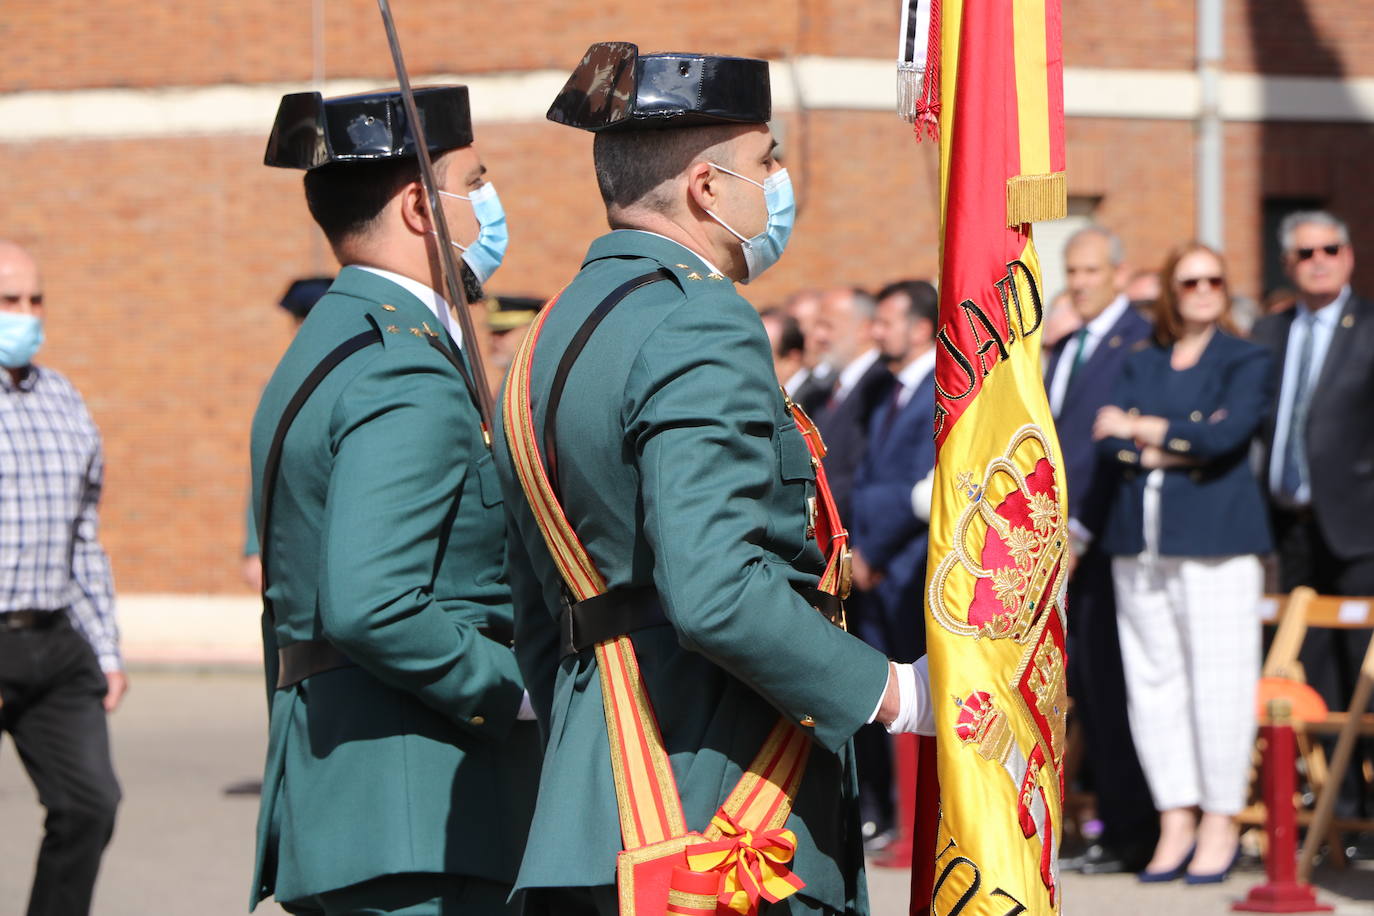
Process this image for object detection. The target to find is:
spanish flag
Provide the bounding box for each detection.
[906,0,1069,912]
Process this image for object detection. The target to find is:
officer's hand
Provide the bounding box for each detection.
[104,671,129,713]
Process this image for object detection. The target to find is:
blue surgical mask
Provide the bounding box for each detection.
[437,182,509,285]
[704,165,795,283]
[0,312,43,369]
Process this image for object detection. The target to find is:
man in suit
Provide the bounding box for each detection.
[760,307,806,387]
[1045,226,1158,873]
[248,87,540,915]
[1253,210,1374,819]
[846,280,937,851]
[812,287,893,527]
[784,289,836,413]
[495,43,933,915]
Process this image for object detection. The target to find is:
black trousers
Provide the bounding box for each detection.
[1273,508,1374,818]
[1066,549,1158,852]
[0,614,121,916]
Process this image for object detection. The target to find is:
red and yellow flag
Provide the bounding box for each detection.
[912,0,1069,912]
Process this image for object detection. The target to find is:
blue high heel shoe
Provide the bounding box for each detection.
[1184,846,1240,885]
[1138,846,1195,883]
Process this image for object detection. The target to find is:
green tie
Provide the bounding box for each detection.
[1065,327,1090,391]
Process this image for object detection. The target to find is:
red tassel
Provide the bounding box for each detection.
[915,0,941,142]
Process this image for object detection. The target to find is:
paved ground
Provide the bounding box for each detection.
[1,671,1369,914]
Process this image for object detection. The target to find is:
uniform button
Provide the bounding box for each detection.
[1189,410,1203,422]
[470,715,486,726]
[799,716,816,728]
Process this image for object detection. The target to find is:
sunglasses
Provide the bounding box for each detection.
[1294,244,1344,261]
[1177,275,1224,291]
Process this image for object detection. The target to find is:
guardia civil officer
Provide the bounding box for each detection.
[493,44,933,915]
[249,86,539,915]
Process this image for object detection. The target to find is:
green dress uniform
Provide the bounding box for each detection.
[250,266,539,910]
[493,230,892,914]
[250,87,539,914]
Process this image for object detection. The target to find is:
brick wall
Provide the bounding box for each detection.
[8,1,1374,92]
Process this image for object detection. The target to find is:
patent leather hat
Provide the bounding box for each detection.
[264,86,473,170]
[547,42,771,132]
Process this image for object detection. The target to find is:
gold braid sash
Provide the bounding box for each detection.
[503,290,851,915]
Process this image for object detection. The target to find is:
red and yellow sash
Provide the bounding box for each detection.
[503,292,851,915]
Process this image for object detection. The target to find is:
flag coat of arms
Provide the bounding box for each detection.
[903,0,1069,912]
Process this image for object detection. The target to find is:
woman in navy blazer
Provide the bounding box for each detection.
[1092,243,1274,884]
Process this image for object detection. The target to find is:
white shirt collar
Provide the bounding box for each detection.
[893,346,937,409]
[897,345,937,391]
[353,265,461,347]
[1084,293,1131,338]
[834,348,881,401]
[615,229,730,280]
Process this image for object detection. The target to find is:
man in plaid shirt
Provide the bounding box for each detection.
[0,240,123,916]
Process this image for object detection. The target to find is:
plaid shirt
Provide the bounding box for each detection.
[0,364,119,670]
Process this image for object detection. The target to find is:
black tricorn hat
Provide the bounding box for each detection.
[547,42,771,132]
[487,294,543,332]
[264,86,474,170]
[279,276,333,319]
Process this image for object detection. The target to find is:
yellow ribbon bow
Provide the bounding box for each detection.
[685,812,806,914]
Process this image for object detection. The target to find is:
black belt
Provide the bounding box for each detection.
[559,587,669,658]
[277,622,516,689]
[0,610,62,631]
[557,586,844,658]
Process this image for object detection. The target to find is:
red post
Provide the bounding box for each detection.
[1233,700,1332,913]
[873,733,918,868]
[906,734,941,915]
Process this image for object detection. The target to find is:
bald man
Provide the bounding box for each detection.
[0,241,123,916]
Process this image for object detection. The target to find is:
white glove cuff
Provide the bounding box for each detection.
[885,656,936,736]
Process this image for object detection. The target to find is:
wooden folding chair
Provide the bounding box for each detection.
[1240,587,1374,873]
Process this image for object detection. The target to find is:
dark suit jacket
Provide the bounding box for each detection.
[813,357,894,527]
[793,365,835,416]
[1045,304,1153,539]
[850,369,936,658]
[1098,331,1274,557]
[1252,292,1374,558]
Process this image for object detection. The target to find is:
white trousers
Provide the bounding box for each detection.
[1112,553,1262,815]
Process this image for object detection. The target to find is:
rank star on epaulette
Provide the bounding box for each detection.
[385,325,399,334]
[422,321,438,338]
[382,304,397,312]
[410,327,424,337]
[686,272,702,281]
[707,273,724,280]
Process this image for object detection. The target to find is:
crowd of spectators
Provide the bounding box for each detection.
[759,210,1373,880]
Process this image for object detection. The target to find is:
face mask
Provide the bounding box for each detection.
[703,165,795,283]
[0,312,43,369]
[436,183,509,285]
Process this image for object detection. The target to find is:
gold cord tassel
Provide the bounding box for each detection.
[1005,171,1067,226]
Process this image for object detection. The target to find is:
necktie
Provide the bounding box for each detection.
[880,379,904,440]
[1065,327,1090,392]
[1279,314,1315,500]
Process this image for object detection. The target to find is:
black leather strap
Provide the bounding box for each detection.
[543,269,673,495]
[0,610,63,631]
[278,621,515,687]
[559,587,670,658]
[276,640,355,688]
[807,588,844,626]
[259,329,383,626]
[424,334,484,426]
